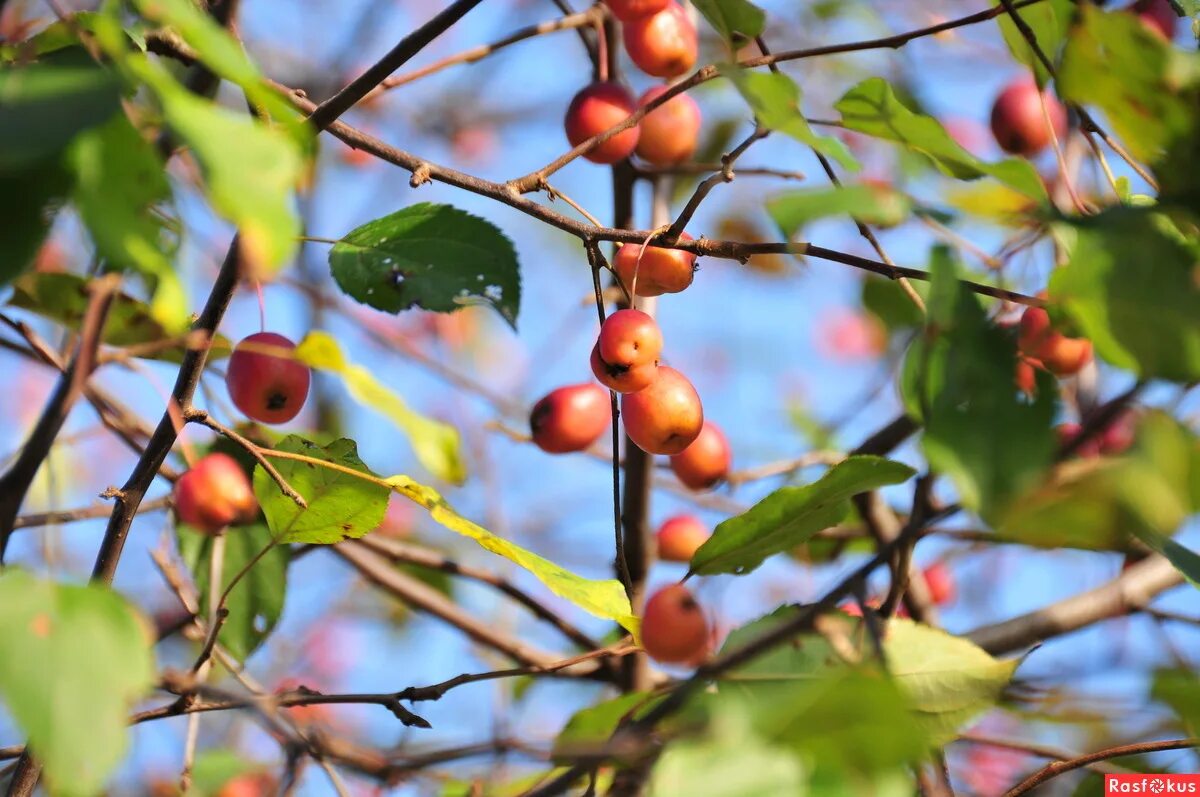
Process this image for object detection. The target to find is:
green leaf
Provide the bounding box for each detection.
[553,692,661,763]
[0,162,71,286]
[253,436,389,544]
[692,0,767,47]
[329,203,522,329]
[836,78,1045,199]
[295,331,465,484]
[8,272,231,361]
[862,275,927,332]
[1050,208,1200,382]
[387,474,639,638]
[0,570,155,797]
[187,749,268,797]
[0,47,122,171]
[909,248,1057,523]
[130,59,303,275]
[176,523,289,663]
[1058,6,1196,167]
[767,184,911,236]
[66,112,187,330]
[690,456,915,576]
[130,0,307,145]
[1152,669,1200,735]
[993,0,1075,86]
[724,68,859,171]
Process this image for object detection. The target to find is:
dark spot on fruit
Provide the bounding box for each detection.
[267,392,288,411]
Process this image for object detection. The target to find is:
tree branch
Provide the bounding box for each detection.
[1002,738,1198,797]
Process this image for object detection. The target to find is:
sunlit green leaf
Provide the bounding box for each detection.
[329,203,522,329]
[993,0,1075,86]
[767,184,911,236]
[692,0,767,47]
[296,331,465,484]
[0,570,155,797]
[725,67,858,171]
[387,474,639,638]
[836,78,1045,199]
[553,692,661,763]
[254,436,389,545]
[690,456,915,576]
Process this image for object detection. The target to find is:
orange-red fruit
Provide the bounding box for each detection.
[529,383,610,453]
[656,514,709,562]
[175,453,258,534]
[605,0,669,21]
[564,82,640,164]
[591,342,658,394]
[217,773,275,797]
[989,78,1068,156]
[226,332,311,424]
[1017,307,1092,376]
[621,365,703,455]
[613,233,696,296]
[922,563,957,606]
[622,2,698,78]
[641,584,710,665]
[1015,356,1040,396]
[635,86,701,165]
[1132,0,1177,40]
[599,309,663,368]
[669,420,730,490]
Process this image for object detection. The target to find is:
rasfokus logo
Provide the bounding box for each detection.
[1107,775,1200,794]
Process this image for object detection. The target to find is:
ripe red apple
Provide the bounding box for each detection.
[1131,0,1177,40]
[622,2,698,79]
[529,383,610,453]
[635,86,701,165]
[989,77,1068,156]
[669,420,730,490]
[921,562,957,606]
[598,309,663,368]
[641,583,710,665]
[656,514,709,562]
[1017,307,1093,376]
[605,0,669,21]
[1015,356,1040,396]
[564,82,640,164]
[175,452,258,534]
[590,342,658,394]
[621,365,703,455]
[613,234,696,296]
[225,332,311,424]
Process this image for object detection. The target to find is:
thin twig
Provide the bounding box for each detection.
[1002,738,1198,797]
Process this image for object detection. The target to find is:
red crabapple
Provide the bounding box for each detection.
[641,583,710,665]
[604,0,668,21]
[669,420,730,490]
[1056,422,1103,458]
[921,562,957,606]
[529,383,610,453]
[635,86,701,165]
[622,2,698,78]
[1017,307,1092,376]
[612,234,696,297]
[621,365,703,455]
[564,82,640,164]
[1132,0,1177,40]
[598,309,663,369]
[656,514,709,562]
[1099,410,1138,455]
[989,77,1068,156]
[225,332,311,424]
[590,342,658,394]
[174,452,258,534]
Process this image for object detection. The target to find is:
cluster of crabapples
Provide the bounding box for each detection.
[174,332,312,534]
[565,1,701,168]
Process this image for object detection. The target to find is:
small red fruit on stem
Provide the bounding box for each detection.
[656,514,709,562]
[621,365,703,455]
[622,2,698,78]
[635,86,701,165]
[590,343,658,394]
[604,0,669,21]
[226,332,311,424]
[669,420,731,490]
[175,452,258,534]
[1017,307,1092,376]
[922,562,957,606]
[564,82,640,164]
[641,583,710,664]
[613,233,696,297]
[989,77,1068,156]
[529,383,610,454]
